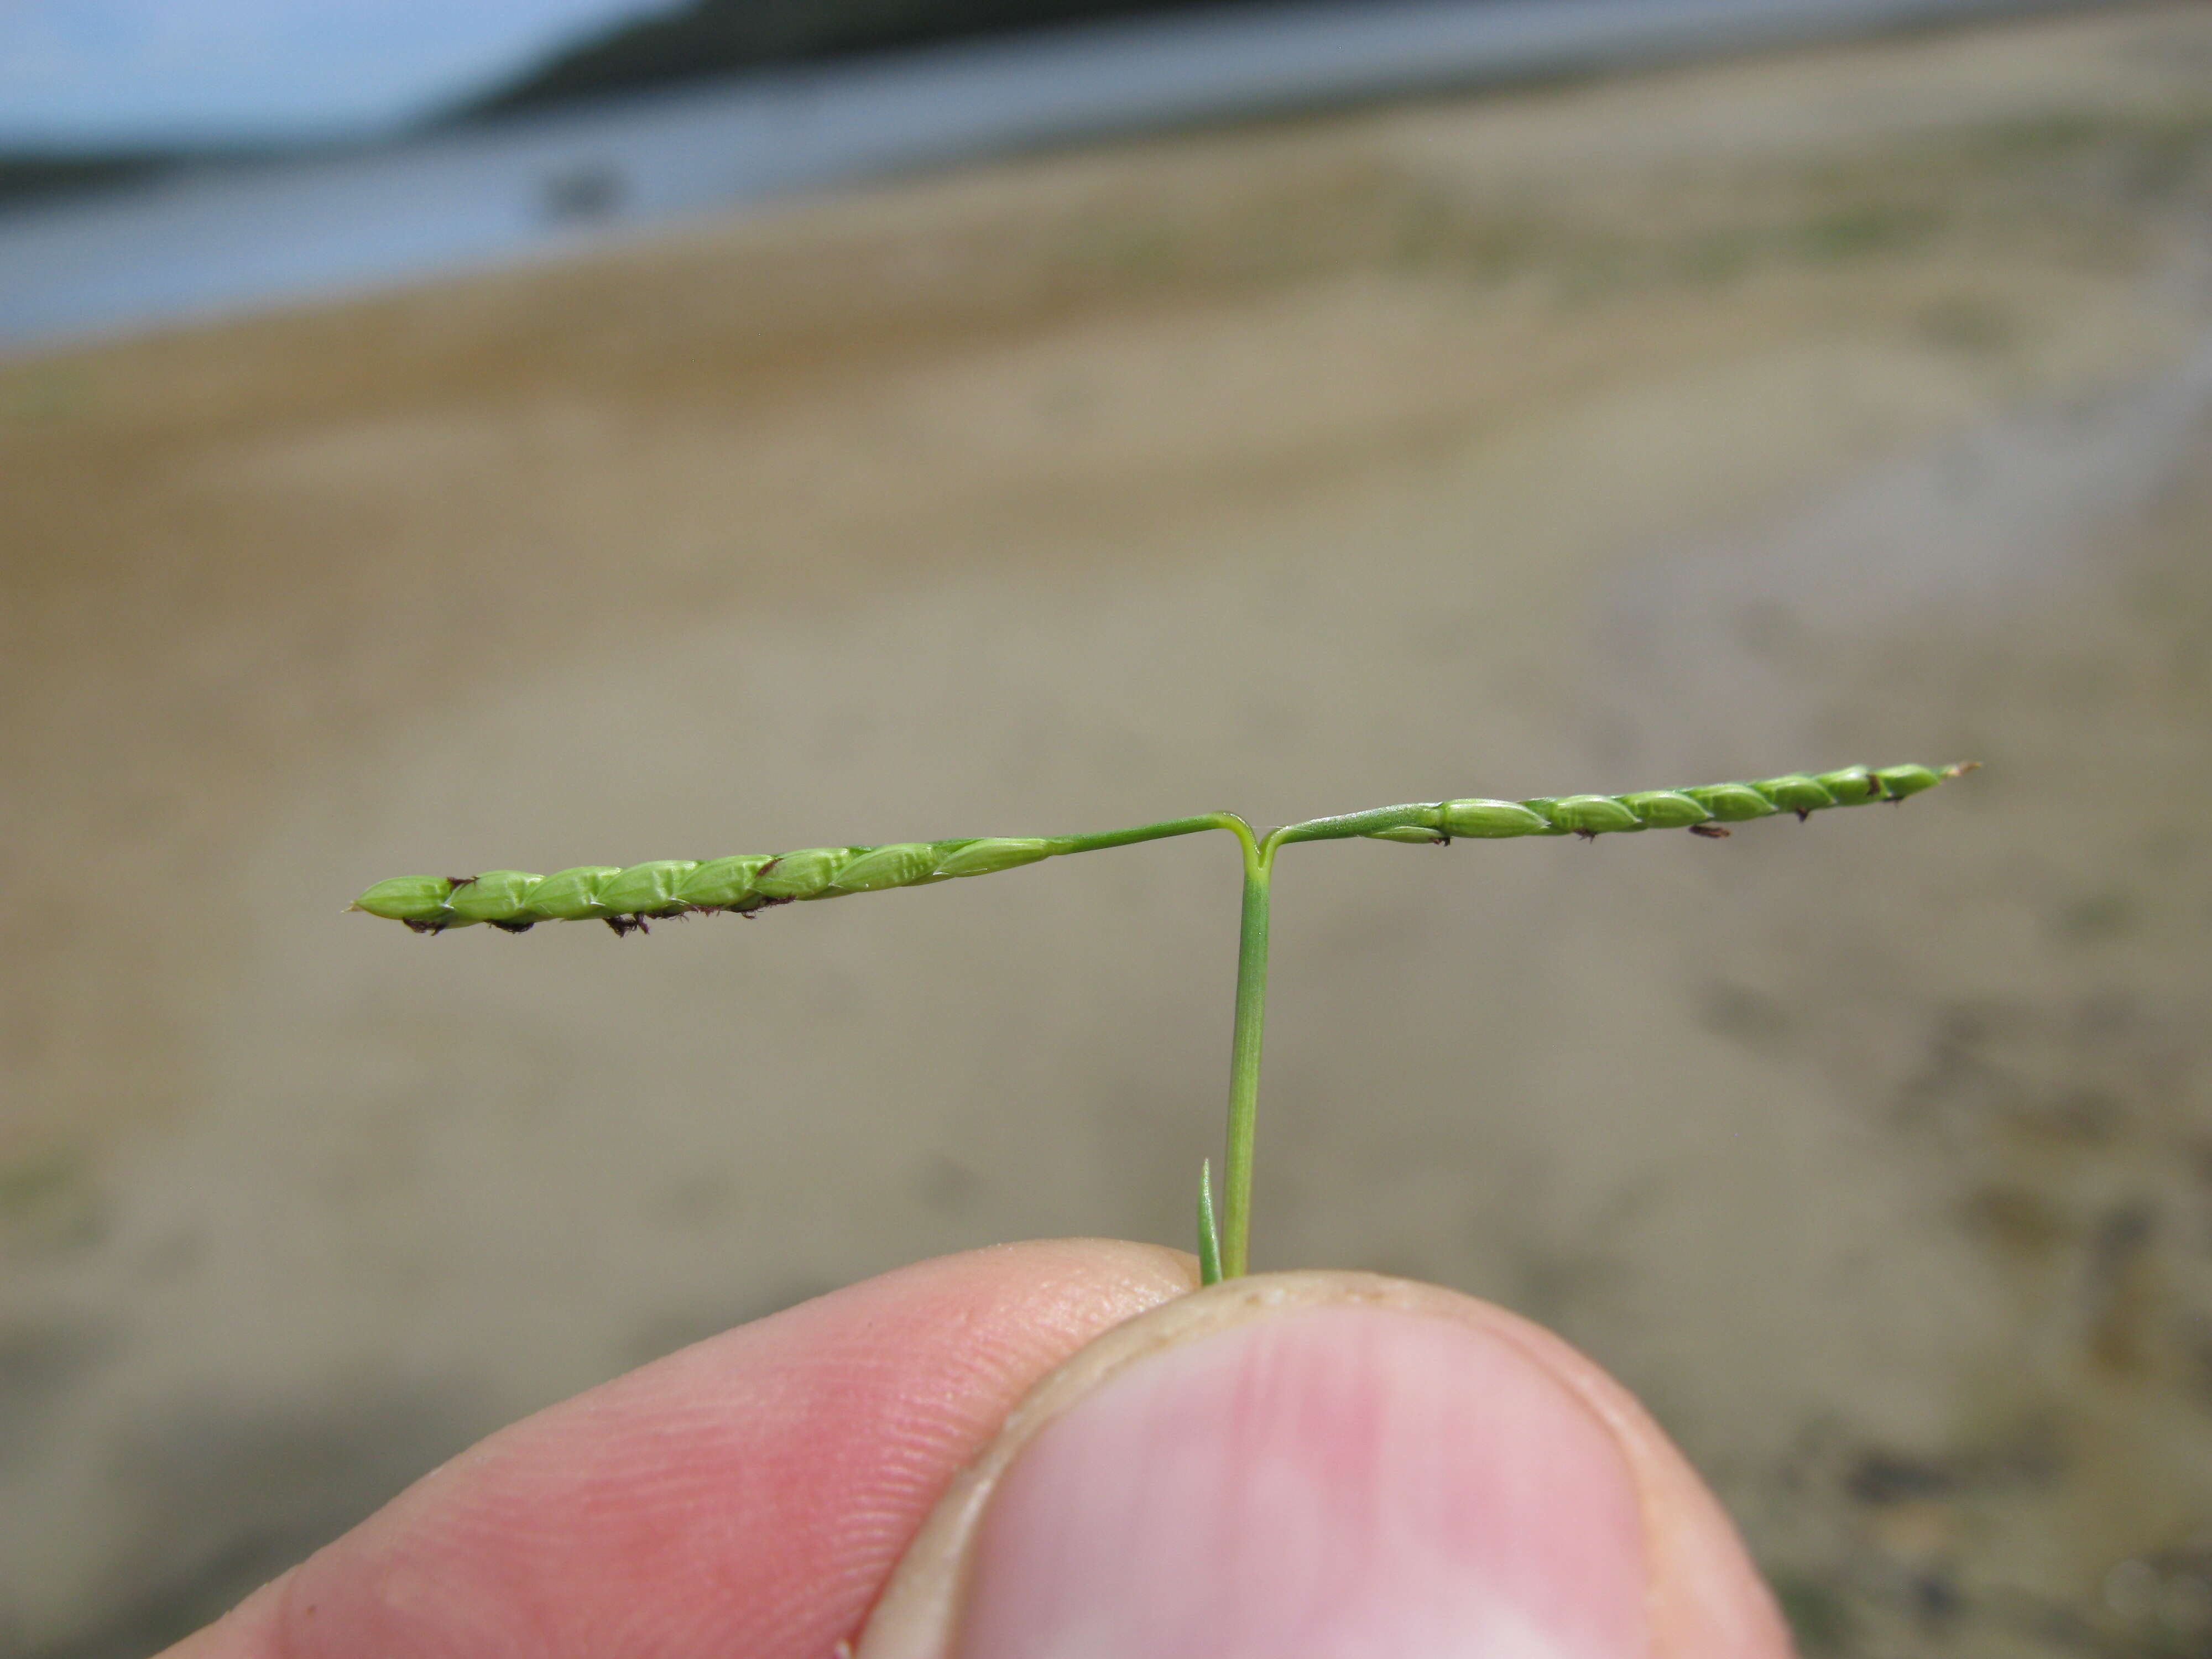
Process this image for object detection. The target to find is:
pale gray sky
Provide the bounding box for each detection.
[0,0,679,147]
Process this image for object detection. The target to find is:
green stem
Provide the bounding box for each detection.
[1220,821,1275,1279]
[1048,812,1245,856]
[1043,807,1279,1277]
[1043,807,1276,1277]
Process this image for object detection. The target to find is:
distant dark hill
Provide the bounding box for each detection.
[467,0,1276,116]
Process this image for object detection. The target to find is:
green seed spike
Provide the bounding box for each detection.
[1358,762,1973,846]
[348,836,1073,935]
[349,761,1975,1276]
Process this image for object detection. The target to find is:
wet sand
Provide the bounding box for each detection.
[4,6,2211,1653]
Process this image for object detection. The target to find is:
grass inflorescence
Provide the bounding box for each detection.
[352,760,1975,1279]
[352,763,1968,936]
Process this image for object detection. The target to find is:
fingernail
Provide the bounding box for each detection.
[950,1301,1648,1659]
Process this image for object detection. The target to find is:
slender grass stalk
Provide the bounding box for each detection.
[351,761,1974,1275]
[1222,818,1274,1281]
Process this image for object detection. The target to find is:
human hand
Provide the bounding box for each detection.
[162,1240,1792,1658]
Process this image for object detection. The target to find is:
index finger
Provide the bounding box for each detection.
[164,1239,1199,1659]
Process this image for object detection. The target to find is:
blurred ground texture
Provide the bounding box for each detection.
[4,6,2212,1655]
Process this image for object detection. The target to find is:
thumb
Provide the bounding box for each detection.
[859,1272,1793,1659]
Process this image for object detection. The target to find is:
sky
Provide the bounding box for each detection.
[0,0,681,147]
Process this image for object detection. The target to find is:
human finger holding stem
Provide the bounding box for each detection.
[166,1240,1794,1658]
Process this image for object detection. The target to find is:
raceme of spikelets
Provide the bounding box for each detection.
[349,836,1057,936]
[348,762,1973,936]
[1356,761,1965,843]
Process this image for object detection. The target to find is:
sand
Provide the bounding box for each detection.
[3,6,2211,1653]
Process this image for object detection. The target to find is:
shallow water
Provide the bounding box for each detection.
[0,0,2104,352]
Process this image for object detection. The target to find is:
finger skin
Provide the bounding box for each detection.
[1470,1294,1794,1658]
[160,1239,1199,1659]
[862,1272,1794,1659]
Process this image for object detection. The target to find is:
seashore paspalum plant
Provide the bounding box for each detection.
[353,761,1976,1284]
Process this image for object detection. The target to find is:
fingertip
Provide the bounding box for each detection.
[863,1272,1793,1659]
[154,1572,291,1659]
[1444,1296,1796,1659]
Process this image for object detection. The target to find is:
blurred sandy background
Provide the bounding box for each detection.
[5,5,2212,1654]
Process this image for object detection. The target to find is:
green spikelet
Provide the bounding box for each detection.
[1616,791,1712,830]
[352,874,460,930]
[597,860,700,917]
[828,842,942,894]
[932,837,1053,878]
[678,855,774,910]
[750,847,860,901]
[1438,799,1553,838]
[1683,782,1779,822]
[448,870,546,930]
[530,867,625,923]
